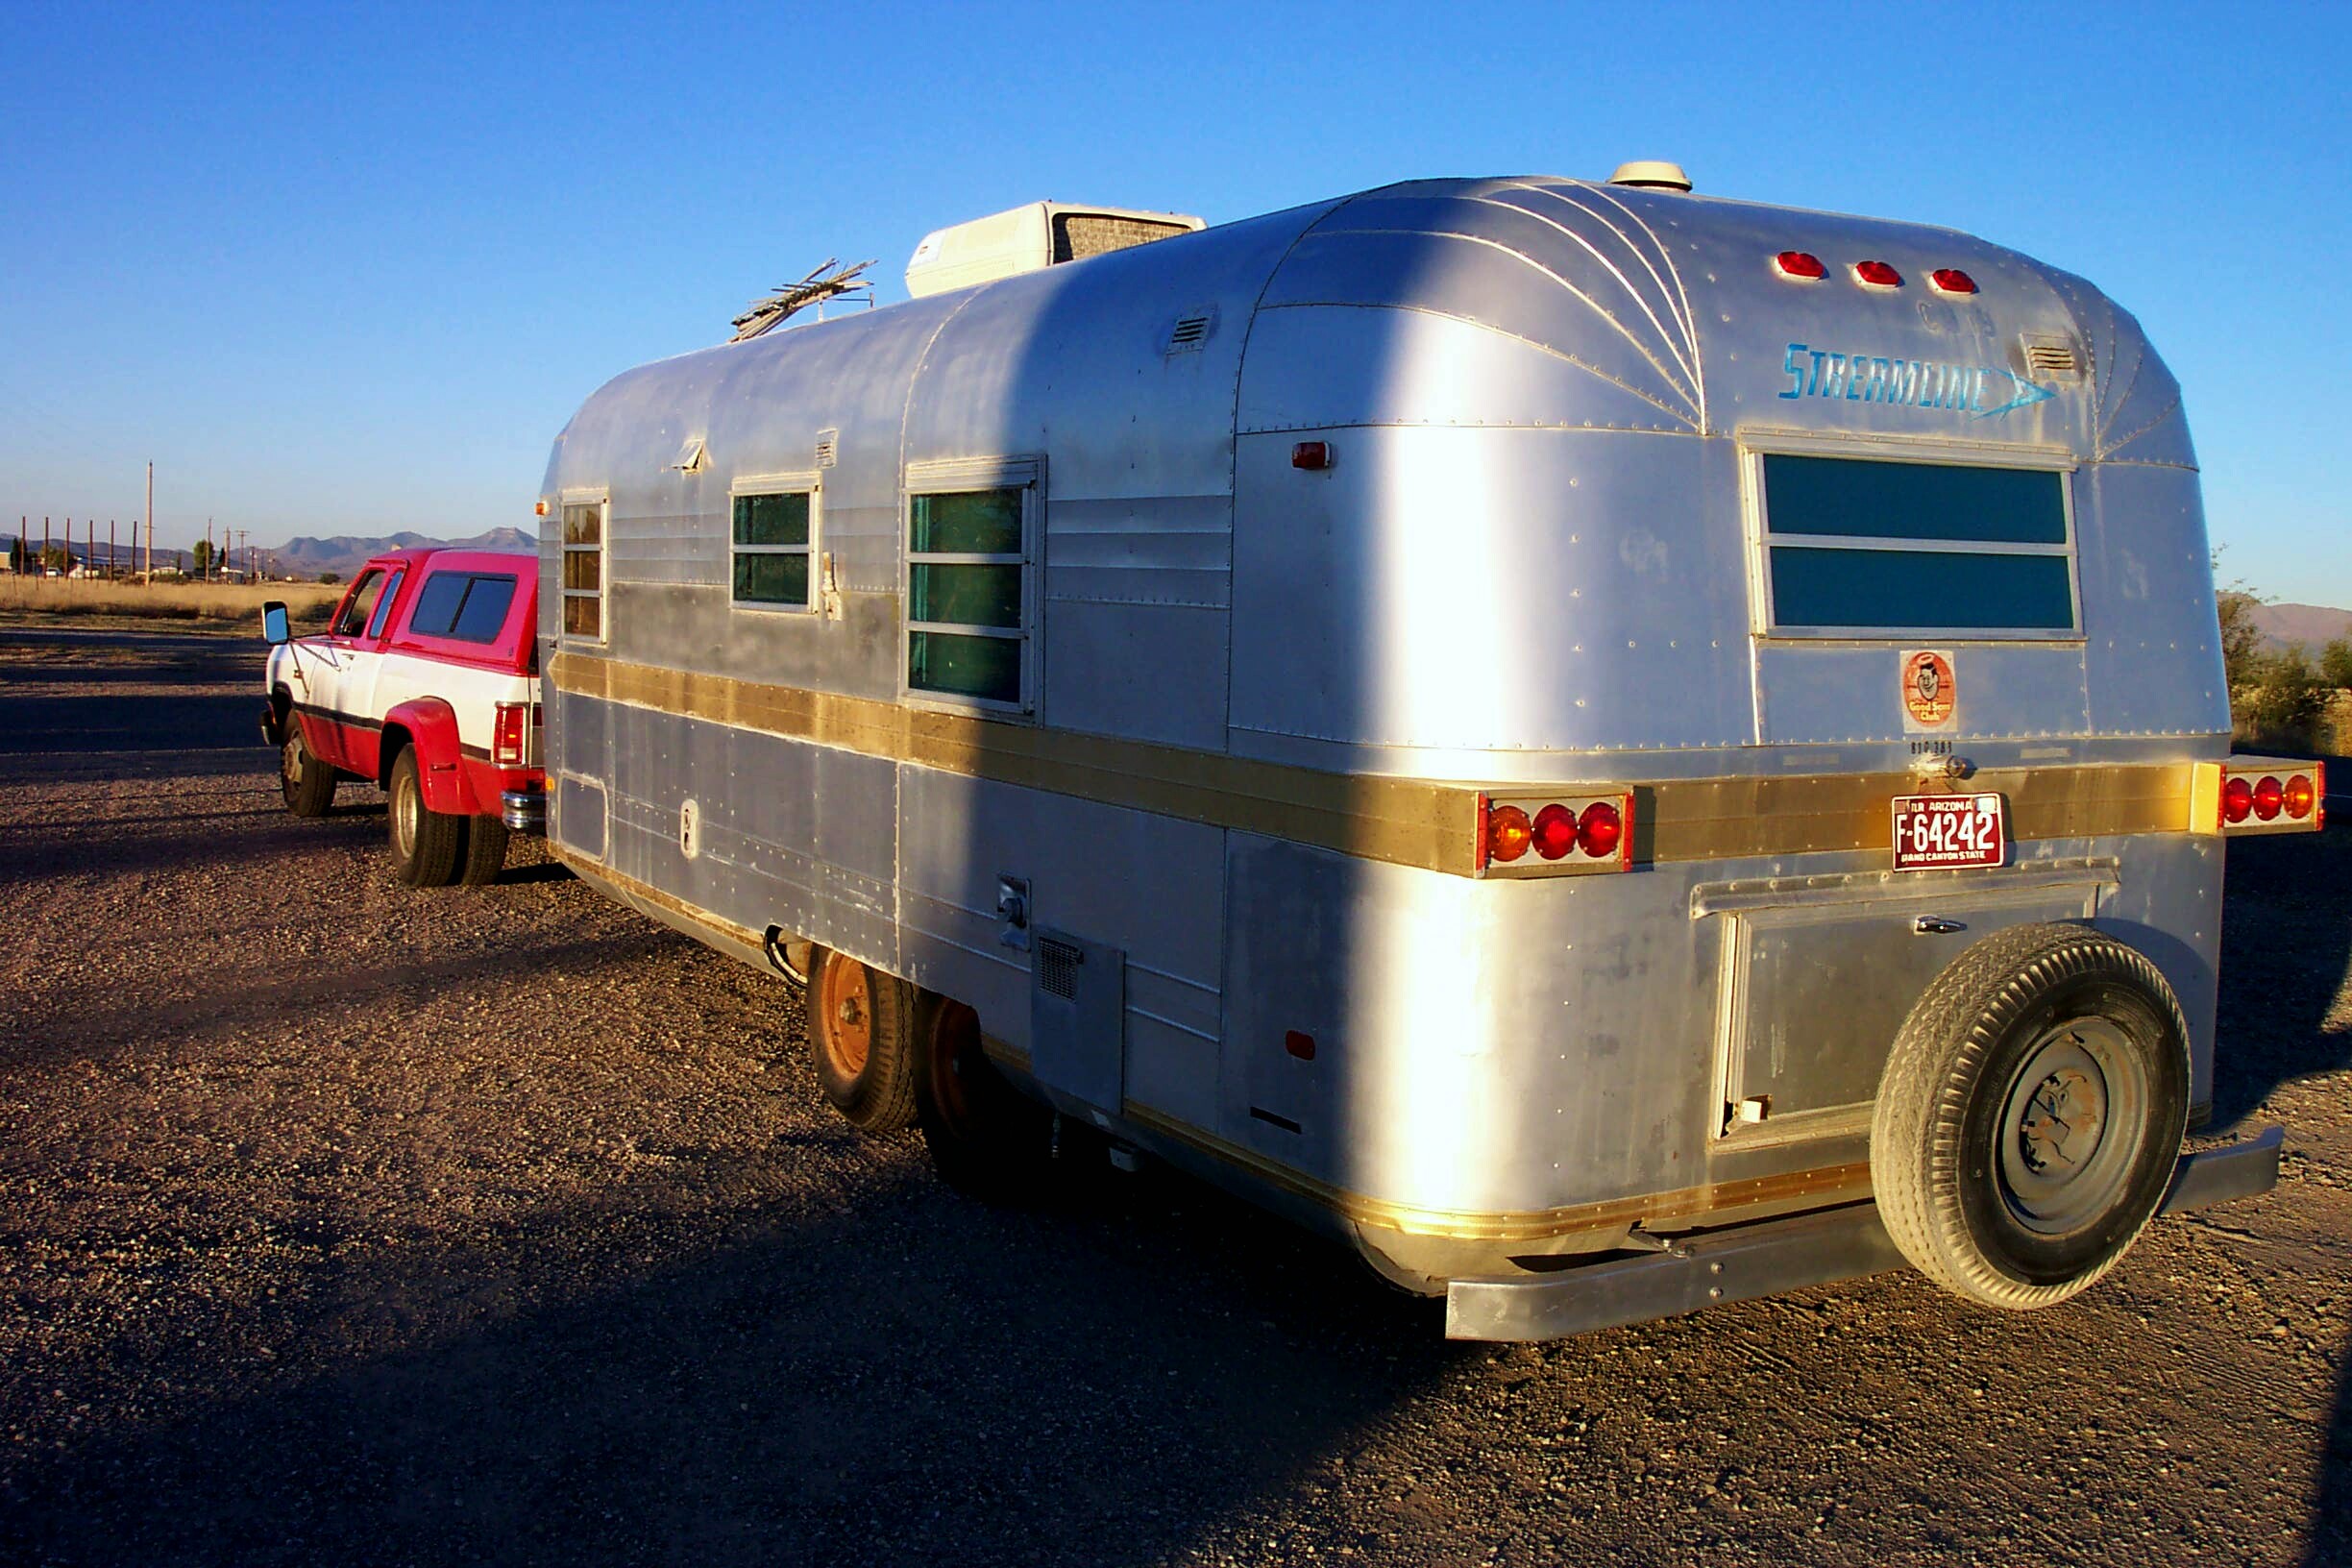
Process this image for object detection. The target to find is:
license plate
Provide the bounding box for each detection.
[1891,793,2006,870]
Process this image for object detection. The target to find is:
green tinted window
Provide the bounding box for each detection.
[1770,548,2075,630]
[910,563,1021,628]
[733,492,810,548]
[1763,454,2067,544]
[908,630,1020,704]
[911,489,1021,554]
[734,551,810,605]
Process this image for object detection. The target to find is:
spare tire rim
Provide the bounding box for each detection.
[1996,1017,2146,1236]
[816,958,871,1079]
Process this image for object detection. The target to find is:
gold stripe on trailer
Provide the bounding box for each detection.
[552,653,2200,876]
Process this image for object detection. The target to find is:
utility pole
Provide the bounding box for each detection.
[42,515,50,573]
[109,519,115,576]
[143,461,154,583]
[235,528,249,583]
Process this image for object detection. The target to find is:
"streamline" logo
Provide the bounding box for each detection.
[1778,342,2056,420]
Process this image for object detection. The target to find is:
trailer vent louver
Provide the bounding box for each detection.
[1037,938,1082,1000]
[2020,335,2084,380]
[1167,312,1213,354]
[814,429,838,468]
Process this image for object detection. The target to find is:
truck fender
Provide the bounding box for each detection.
[379,698,479,816]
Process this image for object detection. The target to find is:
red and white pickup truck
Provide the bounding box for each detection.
[260,548,545,885]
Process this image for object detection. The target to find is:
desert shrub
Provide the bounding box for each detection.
[2236,643,2336,749]
[2321,636,2352,692]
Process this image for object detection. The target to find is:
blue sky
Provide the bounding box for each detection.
[3,1,2346,605]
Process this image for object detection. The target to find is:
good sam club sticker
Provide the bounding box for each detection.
[1901,649,1956,731]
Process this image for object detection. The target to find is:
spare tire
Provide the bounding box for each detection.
[1871,921,2190,1311]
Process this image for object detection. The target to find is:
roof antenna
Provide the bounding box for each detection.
[730,258,877,341]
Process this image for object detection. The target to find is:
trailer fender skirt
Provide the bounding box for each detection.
[1444,1126,2285,1341]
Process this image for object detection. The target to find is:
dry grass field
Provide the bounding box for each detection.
[0,576,342,631]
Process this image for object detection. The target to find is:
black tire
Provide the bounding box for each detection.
[456,814,509,886]
[1871,922,2191,1311]
[917,995,1053,1200]
[279,725,335,818]
[806,948,919,1132]
[386,747,466,888]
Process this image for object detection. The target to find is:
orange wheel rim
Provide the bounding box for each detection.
[816,957,871,1079]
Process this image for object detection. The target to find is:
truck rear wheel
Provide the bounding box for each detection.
[918,996,1052,1198]
[280,726,335,818]
[1871,922,2190,1311]
[386,747,466,888]
[456,815,509,886]
[806,948,919,1132]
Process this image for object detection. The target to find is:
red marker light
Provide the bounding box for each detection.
[1853,259,1903,288]
[1291,441,1334,471]
[2221,775,2254,824]
[1576,800,1623,860]
[2253,775,2285,821]
[1284,1030,1316,1061]
[1531,802,1579,861]
[1774,251,1826,281]
[1929,268,1977,296]
[2285,773,2316,820]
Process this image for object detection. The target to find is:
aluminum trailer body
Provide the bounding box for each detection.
[537,173,2303,1336]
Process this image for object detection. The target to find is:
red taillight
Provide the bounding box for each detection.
[1774,251,1826,281]
[494,701,528,766]
[2253,775,2285,821]
[1577,800,1623,859]
[1531,802,1579,861]
[1291,440,1333,471]
[1487,804,1533,864]
[2285,772,2316,820]
[1853,259,1902,288]
[1929,267,1977,295]
[2221,776,2254,824]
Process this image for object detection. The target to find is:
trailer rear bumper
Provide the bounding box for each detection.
[1443,1125,2285,1341]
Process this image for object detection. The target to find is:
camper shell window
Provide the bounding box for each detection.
[730,483,817,612]
[904,464,1037,712]
[561,500,605,641]
[1753,453,2078,638]
[407,571,519,645]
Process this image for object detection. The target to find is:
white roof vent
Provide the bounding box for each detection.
[1608,160,1693,193]
[905,202,1206,298]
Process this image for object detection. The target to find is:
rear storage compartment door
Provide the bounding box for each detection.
[1703,870,2112,1149]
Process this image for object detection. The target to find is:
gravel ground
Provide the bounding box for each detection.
[1,625,2346,1568]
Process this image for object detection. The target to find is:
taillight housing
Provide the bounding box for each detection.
[1478,791,1636,875]
[2193,758,2324,836]
[1774,251,1826,281]
[494,701,531,766]
[1852,259,1903,288]
[1928,267,1978,296]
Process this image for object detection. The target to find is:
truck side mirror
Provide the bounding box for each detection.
[262,601,290,645]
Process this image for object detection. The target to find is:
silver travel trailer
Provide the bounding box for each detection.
[536,169,2316,1339]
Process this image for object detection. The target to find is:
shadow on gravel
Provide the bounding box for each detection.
[0,1158,1445,1568]
[0,692,257,757]
[2315,1359,2352,1568]
[2208,809,2351,1129]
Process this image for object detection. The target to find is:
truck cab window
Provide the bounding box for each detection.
[333,569,386,637]
[364,570,405,639]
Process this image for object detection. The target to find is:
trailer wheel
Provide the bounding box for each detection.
[280,726,335,818]
[917,996,1051,1199]
[1871,922,2190,1311]
[806,949,919,1132]
[386,747,466,888]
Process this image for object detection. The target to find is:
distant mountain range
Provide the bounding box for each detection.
[2249,601,2352,650]
[268,527,536,580]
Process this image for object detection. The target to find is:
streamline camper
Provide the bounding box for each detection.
[535,168,2314,1339]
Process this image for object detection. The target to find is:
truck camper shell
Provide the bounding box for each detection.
[538,170,2303,1338]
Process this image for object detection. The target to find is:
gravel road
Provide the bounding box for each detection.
[1,625,2346,1567]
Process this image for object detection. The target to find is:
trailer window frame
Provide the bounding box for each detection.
[901,455,1041,717]
[1739,432,2083,643]
[558,490,608,646]
[728,472,821,615]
